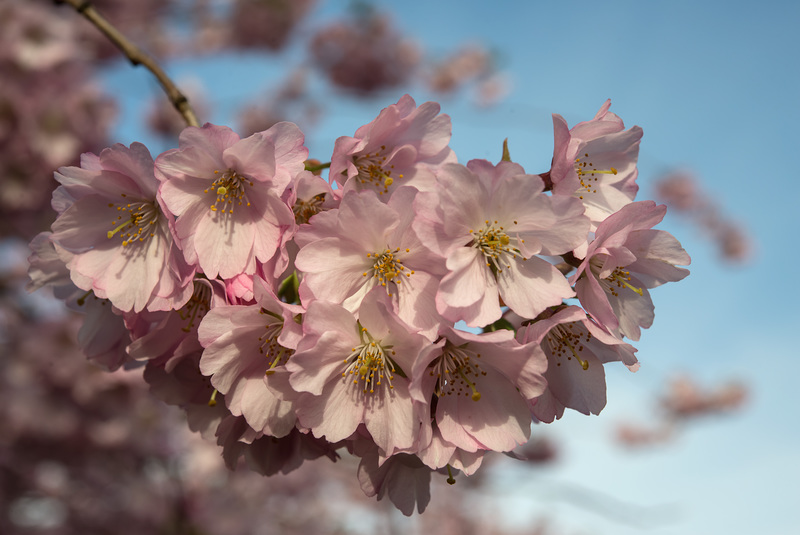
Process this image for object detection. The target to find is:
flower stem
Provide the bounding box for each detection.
[53,0,200,127]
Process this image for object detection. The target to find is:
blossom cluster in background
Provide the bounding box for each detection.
[28,94,690,515]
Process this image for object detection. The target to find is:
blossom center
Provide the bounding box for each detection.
[469,220,526,274]
[179,280,212,332]
[259,309,293,374]
[429,342,485,401]
[341,326,396,395]
[106,193,160,247]
[293,193,326,224]
[353,145,403,194]
[574,152,618,200]
[205,169,253,214]
[544,323,590,370]
[363,247,415,295]
[590,258,644,297]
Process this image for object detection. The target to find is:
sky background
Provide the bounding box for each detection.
[100,1,800,533]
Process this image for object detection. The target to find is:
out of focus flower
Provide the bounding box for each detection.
[655,170,753,263]
[310,10,420,94]
[229,0,316,51]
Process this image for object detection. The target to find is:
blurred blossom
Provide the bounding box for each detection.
[310,10,421,94]
[655,171,753,263]
[228,0,316,51]
[516,436,559,465]
[474,72,512,107]
[428,45,490,94]
[617,375,747,448]
[661,375,747,418]
[0,0,85,71]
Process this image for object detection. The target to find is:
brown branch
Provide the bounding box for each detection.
[54,0,200,128]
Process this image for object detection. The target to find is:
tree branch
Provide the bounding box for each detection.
[54,0,200,128]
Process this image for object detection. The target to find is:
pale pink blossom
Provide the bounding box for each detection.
[155,122,307,279]
[287,291,427,456]
[415,160,589,326]
[410,326,546,453]
[519,306,638,422]
[571,201,691,340]
[330,94,455,197]
[27,231,133,371]
[550,100,643,227]
[198,278,303,438]
[49,142,194,313]
[295,188,444,336]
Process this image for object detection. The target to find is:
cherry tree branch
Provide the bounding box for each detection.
[53,0,200,128]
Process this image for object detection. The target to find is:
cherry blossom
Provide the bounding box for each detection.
[287,291,428,456]
[198,278,303,438]
[415,159,589,326]
[330,94,455,197]
[519,306,638,422]
[49,142,194,313]
[295,187,444,336]
[410,326,547,453]
[155,122,307,279]
[549,100,643,228]
[571,201,691,340]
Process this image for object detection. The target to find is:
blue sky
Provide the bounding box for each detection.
[102,1,800,532]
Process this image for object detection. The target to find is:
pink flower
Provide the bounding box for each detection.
[198,278,303,438]
[410,326,547,453]
[286,290,427,456]
[519,306,638,422]
[571,201,691,340]
[155,122,307,279]
[550,100,643,227]
[295,188,444,336]
[330,94,456,197]
[415,160,589,326]
[49,142,194,313]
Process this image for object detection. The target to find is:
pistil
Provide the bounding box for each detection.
[574,152,618,200]
[106,193,159,247]
[258,309,293,374]
[544,323,590,370]
[469,220,526,274]
[430,342,485,401]
[353,145,403,194]
[363,247,414,295]
[342,326,397,394]
[205,169,253,213]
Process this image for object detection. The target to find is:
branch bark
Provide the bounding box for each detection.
[54,0,200,128]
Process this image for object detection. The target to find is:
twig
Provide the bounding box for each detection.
[53,0,200,128]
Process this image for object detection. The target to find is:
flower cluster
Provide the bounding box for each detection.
[29,95,689,515]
